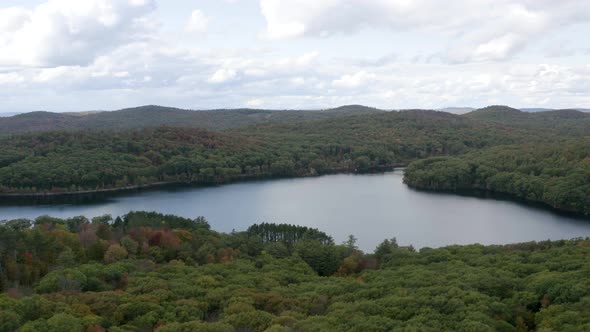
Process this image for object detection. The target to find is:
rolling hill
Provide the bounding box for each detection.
[2,104,589,136]
[0,105,383,134]
[464,105,590,135]
[0,108,554,195]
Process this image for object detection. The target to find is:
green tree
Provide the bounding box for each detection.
[104,244,128,264]
[47,313,83,332]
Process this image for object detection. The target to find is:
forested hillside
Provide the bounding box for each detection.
[239,109,542,153]
[1,212,590,331]
[464,105,590,135]
[1,104,589,219]
[0,105,382,134]
[0,111,547,194]
[404,138,590,215]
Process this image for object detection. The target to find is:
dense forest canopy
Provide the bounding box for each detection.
[1,105,590,330]
[0,107,564,195]
[2,104,589,136]
[1,104,589,220]
[1,212,590,331]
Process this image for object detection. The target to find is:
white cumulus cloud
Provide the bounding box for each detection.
[208,68,237,83]
[186,9,209,33]
[259,0,590,62]
[332,71,376,88]
[0,1,589,112]
[0,0,156,67]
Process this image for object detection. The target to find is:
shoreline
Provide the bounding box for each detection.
[3,166,585,220]
[0,165,405,198]
[404,182,590,219]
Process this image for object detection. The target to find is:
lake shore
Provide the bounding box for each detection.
[0,164,404,198]
[1,171,589,251]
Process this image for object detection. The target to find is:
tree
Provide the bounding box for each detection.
[374,237,399,265]
[120,236,139,256]
[65,216,89,233]
[0,309,21,332]
[344,235,358,252]
[56,247,76,267]
[104,244,128,264]
[354,156,371,172]
[36,269,87,293]
[92,214,113,225]
[270,159,295,177]
[294,240,340,276]
[47,313,83,332]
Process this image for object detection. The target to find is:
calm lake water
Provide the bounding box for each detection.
[1,171,589,251]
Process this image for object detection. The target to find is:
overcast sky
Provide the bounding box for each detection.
[0,0,589,112]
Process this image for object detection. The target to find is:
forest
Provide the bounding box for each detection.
[465,106,590,136]
[0,108,562,195]
[2,211,590,331]
[403,138,590,215]
[1,105,589,220]
[0,106,589,331]
[0,105,382,134]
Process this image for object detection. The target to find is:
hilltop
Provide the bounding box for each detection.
[464,105,526,120]
[466,105,590,120]
[464,105,590,135]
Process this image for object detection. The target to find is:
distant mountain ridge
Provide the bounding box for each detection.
[521,108,590,113]
[0,112,22,117]
[465,105,590,119]
[0,104,383,134]
[438,107,590,114]
[463,105,590,135]
[1,104,589,135]
[436,107,475,114]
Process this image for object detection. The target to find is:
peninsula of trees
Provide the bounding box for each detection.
[403,139,590,215]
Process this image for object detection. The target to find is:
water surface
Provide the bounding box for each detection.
[1,171,589,251]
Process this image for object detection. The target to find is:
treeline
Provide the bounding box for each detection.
[0,110,550,194]
[404,138,590,215]
[2,212,590,330]
[247,223,334,246]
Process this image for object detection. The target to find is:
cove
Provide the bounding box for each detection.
[1,171,589,252]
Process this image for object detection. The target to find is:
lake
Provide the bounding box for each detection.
[1,171,589,251]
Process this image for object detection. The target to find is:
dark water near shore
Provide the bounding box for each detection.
[1,171,589,251]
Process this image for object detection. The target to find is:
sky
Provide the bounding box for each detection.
[0,0,589,113]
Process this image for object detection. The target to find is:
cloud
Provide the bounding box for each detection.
[290,77,305,85]
[0,72,25,85]
[259,0,590,62]
[204,51,320,85]
[186,9,209,33]
[246,98,264,107]
[0,1,589,112]
[332,71,376,88]
[208,68,238,83]
[259,0,481,39]
[357,53,399,67]
[0,0,156,67]
[0,7,30,32]
[276,51,319,67]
